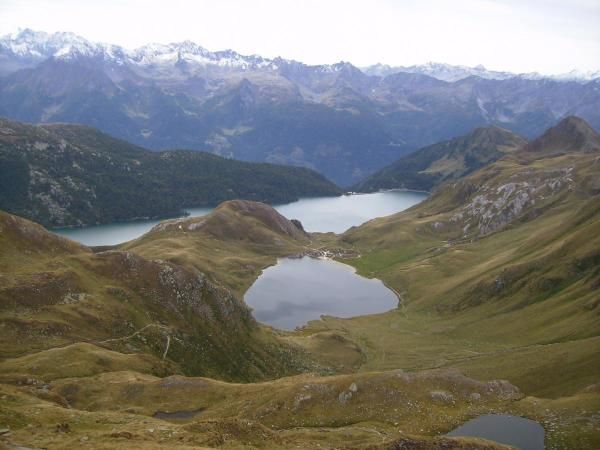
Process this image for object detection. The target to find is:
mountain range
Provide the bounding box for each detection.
[3,29,598,82]
[362,61,600,83]
[1,29,600,185]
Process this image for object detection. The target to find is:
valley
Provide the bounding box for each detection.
[0,117,599,449]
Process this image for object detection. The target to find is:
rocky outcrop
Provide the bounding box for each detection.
[338,382,358,404]
[451,167,574,236]
[94,251,251,325]
[427,119,600,238]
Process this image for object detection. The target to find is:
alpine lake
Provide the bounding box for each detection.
[54,190,427,329]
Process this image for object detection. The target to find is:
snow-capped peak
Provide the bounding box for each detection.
[361,61,600,83]
[550,69,600,82]
[2,30,597,82]
[1,28,98,60]
[0,29,285,72]
[128,42,275,70]
[366,61,515,82]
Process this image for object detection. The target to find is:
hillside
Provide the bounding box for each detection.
[0,204,318,382]
[353,126,526,192]
[1,30,600,185]
[1,118,599,449]
[0,202,526,449]
[299,117,600,445]
[123,200,312,295]
[334,117,600,370]
[0,117,341,227]
[0,368,521,449]
[521,115,600,156]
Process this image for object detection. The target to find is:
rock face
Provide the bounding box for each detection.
[290,218,306,233]
[94,251,247,324]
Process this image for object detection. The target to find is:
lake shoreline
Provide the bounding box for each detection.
[52,190,428,246]
[50,188,428,231]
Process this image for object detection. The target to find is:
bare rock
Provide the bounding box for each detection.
[429,390,455,404]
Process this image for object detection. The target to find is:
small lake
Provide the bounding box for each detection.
[153,407,205,420]
[447,414,545,450]
[244,257,399,330]
[52,190,426,246]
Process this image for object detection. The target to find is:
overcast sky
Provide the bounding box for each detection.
[1,0,599,74]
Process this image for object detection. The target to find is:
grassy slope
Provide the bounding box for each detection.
[0,205,314,382]
[0,343,171,381]
[0,368,521,450]
[0,203,528,449]
[285,138,600,448]
[1,181,597,450]
[122,199,313,296]
[306,151,600,397]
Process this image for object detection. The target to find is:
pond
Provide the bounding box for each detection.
[244,256,399,330]
[153,407,206,420]
[447,414,545,450]
[52,190,427,246]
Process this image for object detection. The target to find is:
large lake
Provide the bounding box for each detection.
[447,414,545,450]
[53,190,427,246]
[275,190,427,233]
[244,257,399,330]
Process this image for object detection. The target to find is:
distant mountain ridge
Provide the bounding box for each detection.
[0,28,304,75]
[362,62,600,83]
[521,116,600,156]
[1,29,600,185]
[354,116,600,194]
[353,125,527,192]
